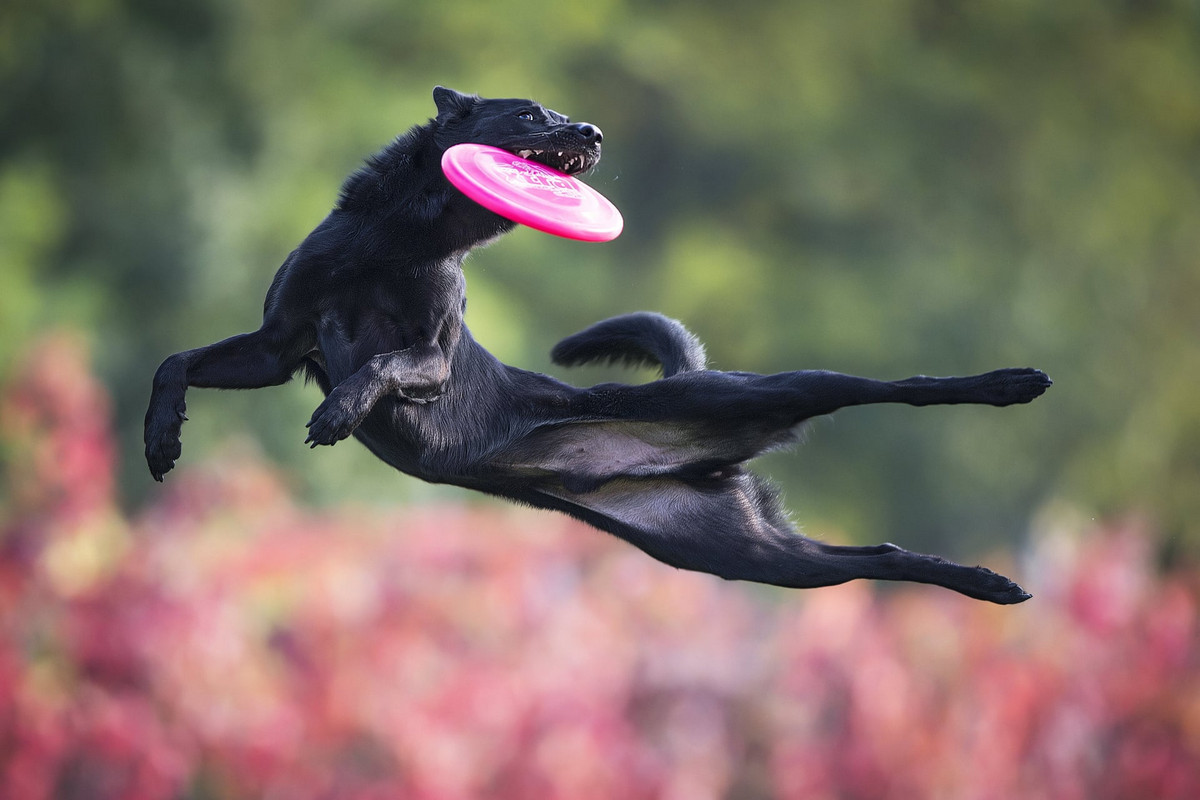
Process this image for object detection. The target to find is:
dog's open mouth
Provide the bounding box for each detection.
[514,148,598,176]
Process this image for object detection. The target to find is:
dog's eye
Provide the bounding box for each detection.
[517,111,536,121]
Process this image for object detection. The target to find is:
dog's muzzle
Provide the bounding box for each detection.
[516,123,603,175]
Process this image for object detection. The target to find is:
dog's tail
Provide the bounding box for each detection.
[551,312,707,378]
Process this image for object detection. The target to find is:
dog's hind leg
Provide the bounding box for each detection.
[553,314,1050,415]
[540,367,1050,475]
[786,368,1053,414]
[613,367,1053,422]
[526,472,1030,604]
[498,366,1051,496]
[789,540,1030,603]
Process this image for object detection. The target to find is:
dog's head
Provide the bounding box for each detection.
[431,86,602,176]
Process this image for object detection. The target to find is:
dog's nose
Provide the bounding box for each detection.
[570,123,603,145]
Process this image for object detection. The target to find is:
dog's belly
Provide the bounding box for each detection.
[347,398,433,477]
[348,391,508,486]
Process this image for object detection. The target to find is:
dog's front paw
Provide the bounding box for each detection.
[981,368,1052,406]
[305,389,368,447]
[145,401,187,481]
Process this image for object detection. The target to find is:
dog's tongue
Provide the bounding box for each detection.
[441,143,622,242]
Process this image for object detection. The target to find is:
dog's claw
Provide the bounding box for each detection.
[303,426,328,449]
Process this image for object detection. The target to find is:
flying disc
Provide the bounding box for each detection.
[441,143,623,242]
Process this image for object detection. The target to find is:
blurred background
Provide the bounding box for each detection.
[2,0,1199,797]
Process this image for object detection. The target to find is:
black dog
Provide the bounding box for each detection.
[146,87,1051,604]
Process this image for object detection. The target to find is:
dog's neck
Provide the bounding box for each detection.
[337,123,515,262]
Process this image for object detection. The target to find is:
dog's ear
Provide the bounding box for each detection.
[433,86,476,124]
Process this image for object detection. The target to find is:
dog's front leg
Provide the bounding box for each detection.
[304,344,450,446]
[146,327,310,480]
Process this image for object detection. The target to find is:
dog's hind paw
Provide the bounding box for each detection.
[965,566,1032,604]
[980,368,1052,406]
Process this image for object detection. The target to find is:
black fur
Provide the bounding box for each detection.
[146,87,1051,604]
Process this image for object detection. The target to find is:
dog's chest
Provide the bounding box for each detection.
[314,271,464,383]
[315,307,411,382]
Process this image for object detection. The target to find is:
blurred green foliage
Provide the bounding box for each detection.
[3,0,1198,556]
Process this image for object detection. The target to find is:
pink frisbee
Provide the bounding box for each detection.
[441,143,623,242]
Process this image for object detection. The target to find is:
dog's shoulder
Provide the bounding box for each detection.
[336,121,439,214]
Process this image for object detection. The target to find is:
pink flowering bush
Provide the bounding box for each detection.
[2,335,1198,799]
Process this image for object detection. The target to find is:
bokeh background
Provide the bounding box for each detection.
[2,0,1199,797]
